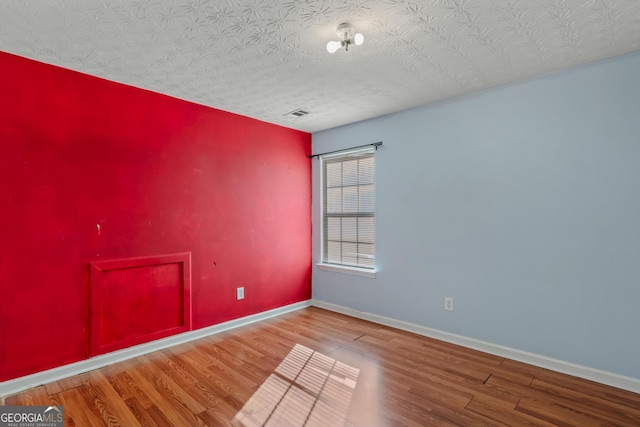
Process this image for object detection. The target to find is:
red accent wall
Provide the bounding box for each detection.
[0,51,311,382]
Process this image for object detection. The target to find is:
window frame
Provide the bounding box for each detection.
[317,147,376,278]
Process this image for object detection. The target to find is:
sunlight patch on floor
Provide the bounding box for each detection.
[234,344,360,426]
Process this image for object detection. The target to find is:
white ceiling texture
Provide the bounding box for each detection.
[1,0,639,132]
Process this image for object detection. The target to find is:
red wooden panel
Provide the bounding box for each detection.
[89,253,192,356]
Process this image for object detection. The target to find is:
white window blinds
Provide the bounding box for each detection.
[321,147,375,269]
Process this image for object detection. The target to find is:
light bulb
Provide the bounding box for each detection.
[354,33,364,46]
[326,40,342,53]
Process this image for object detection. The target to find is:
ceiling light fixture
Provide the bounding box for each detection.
[326,23,364,53]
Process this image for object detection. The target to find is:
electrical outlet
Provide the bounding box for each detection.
[237,287,245,300]
[444,297,454,312]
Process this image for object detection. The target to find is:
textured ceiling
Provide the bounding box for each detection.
[1,0,639,132]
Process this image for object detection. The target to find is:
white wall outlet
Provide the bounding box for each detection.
[237,287,245,300]
[444,297,454,312]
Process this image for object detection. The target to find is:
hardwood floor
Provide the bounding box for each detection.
[5,307,640,426]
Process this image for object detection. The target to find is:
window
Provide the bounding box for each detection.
[320,147,375,272]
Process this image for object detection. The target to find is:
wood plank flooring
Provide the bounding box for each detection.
[5,307,640,426]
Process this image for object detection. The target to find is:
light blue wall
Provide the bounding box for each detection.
[311,51,640,379]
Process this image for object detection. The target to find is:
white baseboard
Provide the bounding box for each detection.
[311,299,640,394]
[5,299,638,398]
[0,300,312,398]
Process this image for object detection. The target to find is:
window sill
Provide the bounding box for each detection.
[316,263,376,278]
